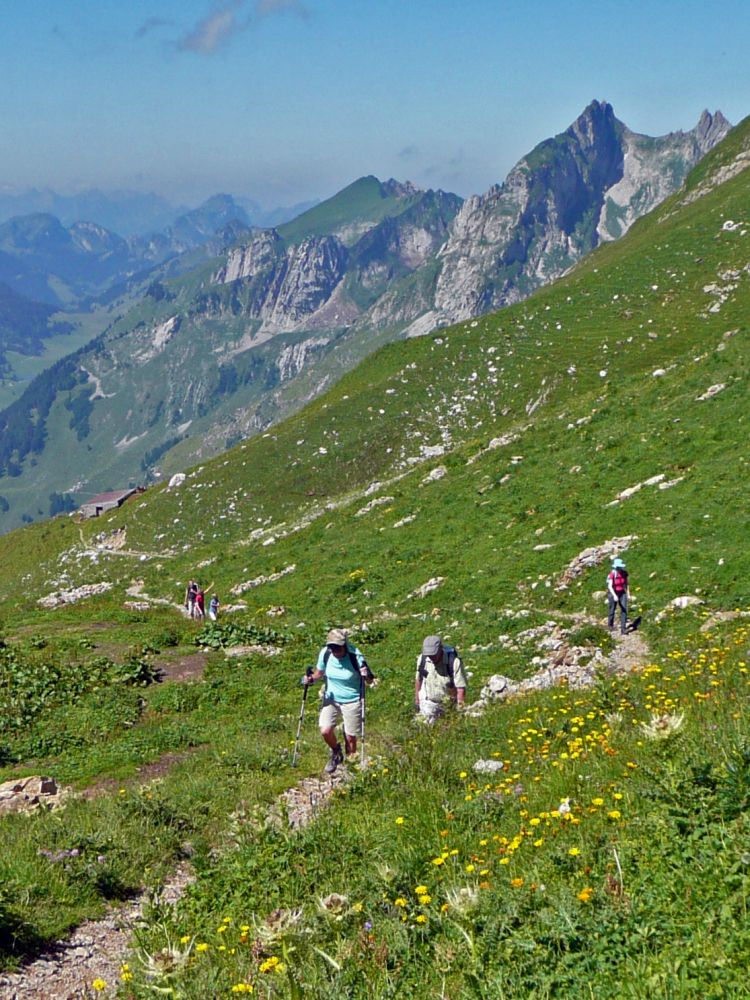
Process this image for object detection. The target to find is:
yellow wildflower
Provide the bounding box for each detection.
[577,887,594,903]
[92,981,107,993]
[259,956,282,974]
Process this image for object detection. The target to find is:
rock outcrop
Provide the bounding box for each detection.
[0,776,70,815]
[429,103,731,329]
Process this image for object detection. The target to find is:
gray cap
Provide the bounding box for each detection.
[422,635,442,656]
[327,628,348,645]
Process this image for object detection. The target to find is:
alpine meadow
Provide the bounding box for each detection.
[1,114,750,999]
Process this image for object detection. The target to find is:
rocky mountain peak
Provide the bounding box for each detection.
[693,109,732,153]
[381,178,421,199]
[432,100,730,329]
[566,100,619,150]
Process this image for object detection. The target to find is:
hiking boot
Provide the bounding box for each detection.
[324,744,343,774]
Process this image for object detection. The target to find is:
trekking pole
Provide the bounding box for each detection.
[292,668,313,767]
[359,673,367,768]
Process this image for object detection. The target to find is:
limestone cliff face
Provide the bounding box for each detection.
[597,110,732,241]
[214,188,461,334]
[214,234,348,333]
[430,103,731,328]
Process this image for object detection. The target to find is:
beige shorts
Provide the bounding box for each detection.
[319,695,362,737]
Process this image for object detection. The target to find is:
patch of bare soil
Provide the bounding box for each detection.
[157,651,208,683]
[79,749,203,801]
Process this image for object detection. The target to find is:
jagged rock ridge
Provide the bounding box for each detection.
[427,102,731,330]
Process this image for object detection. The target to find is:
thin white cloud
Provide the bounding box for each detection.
[177,2,247,54]
[176,0,308,55]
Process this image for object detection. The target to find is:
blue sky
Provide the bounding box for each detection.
[2,0,749,209]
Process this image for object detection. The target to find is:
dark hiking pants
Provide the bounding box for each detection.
[608,594,628,632]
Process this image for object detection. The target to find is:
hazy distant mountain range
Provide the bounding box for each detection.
[0,102,732,530]
[0,188,318,239]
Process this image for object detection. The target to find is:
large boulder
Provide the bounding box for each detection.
[0,776,70,815]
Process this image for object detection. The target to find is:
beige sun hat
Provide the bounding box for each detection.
[326,628,348,645]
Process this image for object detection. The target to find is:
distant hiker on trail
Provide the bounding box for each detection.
[607,558,630,634]
[415,635,468,722]
[194,587,206,621]
[302,628,374,774]
[208,594,220,621]
[185,580,198,617]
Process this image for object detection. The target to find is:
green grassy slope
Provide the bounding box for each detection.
[277,176,425,246]
[0,120,749,994]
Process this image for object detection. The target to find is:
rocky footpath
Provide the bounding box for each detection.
[0,865,194,1000]
[0,764,352,998]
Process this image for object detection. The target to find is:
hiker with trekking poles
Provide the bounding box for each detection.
[300,628,374,774]
[415,635,468,722]
[607,557,631,634]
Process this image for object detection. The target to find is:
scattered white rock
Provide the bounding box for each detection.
[224,644,283,657]
[0,776,70,815]
[38,582,113,608]
[473,760,506,774]
[655,595,705,620]
[658,477,684,490]
[231,564,296,596]
[355,496,394,517]
[557,537,637,589]
[407,577,445,600]
[606,475,665,507]
[697,383,726,401]
[422,466,447,483]
[393,514,417,528]
[168,473,186,489]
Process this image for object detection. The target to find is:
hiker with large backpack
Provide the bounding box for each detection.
[607,557,630,634]
[415,635,468,722]
[302,628,374,774]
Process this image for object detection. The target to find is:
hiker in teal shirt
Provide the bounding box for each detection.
[303,628,373,773]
